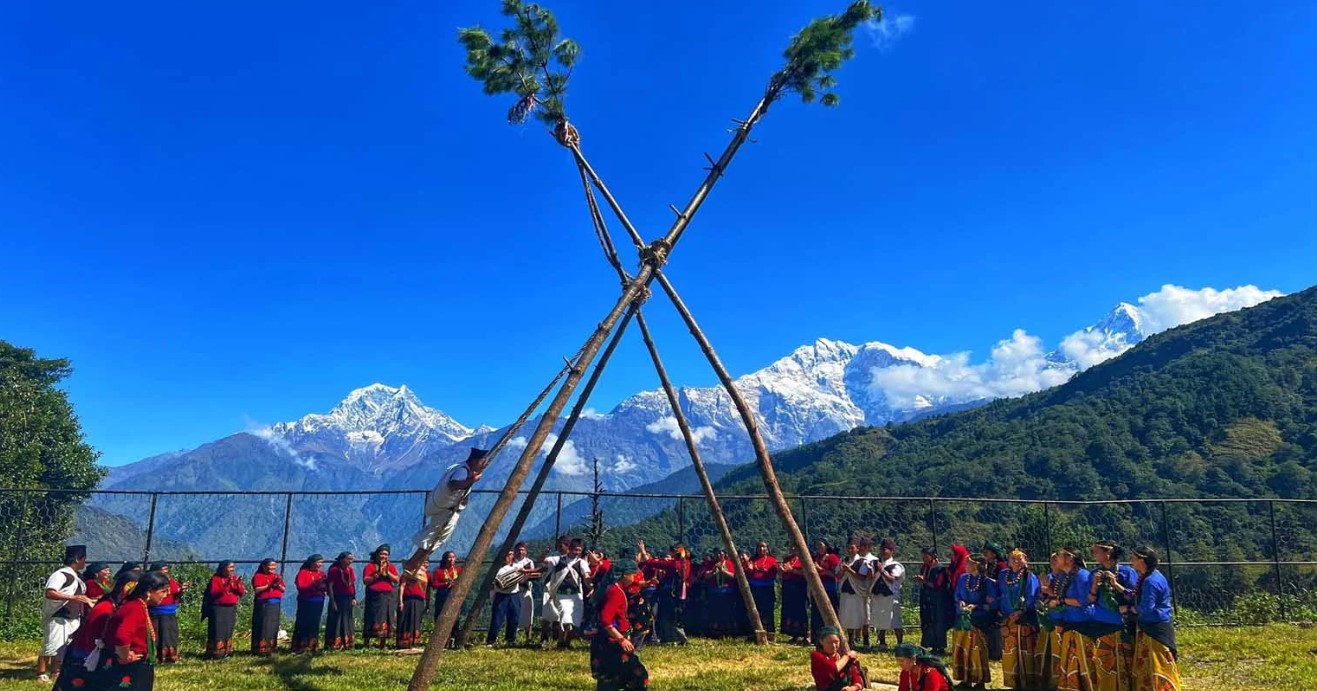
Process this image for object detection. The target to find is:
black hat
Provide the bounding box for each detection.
[881,538,897,552]
[63,545,87,565]
[466,447,490,463]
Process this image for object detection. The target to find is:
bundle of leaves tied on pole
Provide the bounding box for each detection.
[410,1,881,686]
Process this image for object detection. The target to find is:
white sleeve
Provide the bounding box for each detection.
[44,570,64,592]
[890,562,905,580]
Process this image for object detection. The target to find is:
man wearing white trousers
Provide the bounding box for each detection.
[404,448,489,581]
[869,537,906,650]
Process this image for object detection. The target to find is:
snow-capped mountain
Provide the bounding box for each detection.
[269,383,477,473]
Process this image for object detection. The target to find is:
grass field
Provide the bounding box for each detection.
[1,625,1313,690]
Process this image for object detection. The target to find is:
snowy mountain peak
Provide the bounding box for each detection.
[1093,302,1146,339]
[274,384,474,444]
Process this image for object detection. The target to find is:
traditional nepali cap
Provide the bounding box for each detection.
[894,642,924,659]
[921,546,937,557]
[881,538,897,551]
[466,447,490,462]
[859,536,874,547]
[63,545,87,564]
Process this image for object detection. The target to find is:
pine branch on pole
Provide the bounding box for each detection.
[653,270,849,648]
[455,304,639,645]
[635,310,768,643]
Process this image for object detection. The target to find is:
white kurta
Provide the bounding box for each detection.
[512,556,536,628]
[545,556,589,628]
[869,557,906,630]
[40,566,85,657]
[410,463,471,553]
[838,556,872,630]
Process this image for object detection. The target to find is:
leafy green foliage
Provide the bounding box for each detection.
[457,1,578,127]
[771,0,882,106]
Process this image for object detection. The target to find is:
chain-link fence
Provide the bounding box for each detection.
[2,488,1314,638]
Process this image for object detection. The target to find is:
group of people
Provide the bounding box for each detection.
[39,545,184,690]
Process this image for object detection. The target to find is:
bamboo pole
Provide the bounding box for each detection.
[653,270,848,649]
[455,305,638,645]
[635,310,768,643]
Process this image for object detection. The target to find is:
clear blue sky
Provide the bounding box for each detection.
[3,1,1315,467]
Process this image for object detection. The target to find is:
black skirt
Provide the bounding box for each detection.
[781,579,809,637]
[104,655,155,690]
[292,599,324,652]
[53,652,100,691]
[706,588,739,638]
[251,600,282,655]
[590,629,649,691]
[751,585,777,634]
[363,589,394,642]
[206,604,237,657]
[396,596,426,648]
[809,585,841,644]
[325,596,356,650]
[149,612,180,663]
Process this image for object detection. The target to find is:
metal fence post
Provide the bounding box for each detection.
[278,493,293,577]
[678,497,686,545]
[800,497,811,545]
[1269,500,1286,621]
[141,492,159,567]
[1043,501,1054,562]
[1159,500,1177,613]
[928,498,939,556]
[554,492,563,541]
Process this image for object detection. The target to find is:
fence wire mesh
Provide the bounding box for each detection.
[1,488,1313,639]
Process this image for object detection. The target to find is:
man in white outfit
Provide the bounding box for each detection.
[512,542,540,642]
[869,537,906,650]
[543,537,590,649]
[403,448,490,581]
[38,545,93,683]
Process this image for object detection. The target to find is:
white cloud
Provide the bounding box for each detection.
[505,436,528,451]
[870,330,1072,409]
[869,285,1284,410]
[865,13,915,50]
[244,417,317,471]
[540,433,589,477]
[646,416,719,445]
[580,408,608,420]
[1135,284,1282,334]
[613,454,637,474]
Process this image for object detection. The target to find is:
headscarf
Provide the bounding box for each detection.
[334,551,353,565]
[815,626,842,650]
[301,554,324,570]
[370,544,391,560]
[613,549,640,577]
[108,571,141,604]
[117,561,141,576]
[259,558,277,572]
[215,559,235,575]
[983,541,1004,561]
[83,562,111,582]
[948,545,970,584]
[894,643,953,686]
[148,561,168,572]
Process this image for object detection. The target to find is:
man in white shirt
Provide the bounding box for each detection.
[538,536,570,647]
[544,537,590,649]
[403,448,490,581]
[38,545,93,683]
[870,537,906,650]
[511,542,540,642]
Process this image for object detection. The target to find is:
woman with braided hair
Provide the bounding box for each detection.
[998,549,1040,689]
[951,555,993,689]
[895,642,952,691]
[1128,547,1182,691]
[589,556,649,691]
[1090,540,1139,691]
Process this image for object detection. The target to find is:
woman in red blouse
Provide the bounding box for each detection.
[636,541,690,646]
[54,572,138,691]
[146,562,188,664]
[429,551,461,649]
[251,558,286,655]
[396,557,428,649]
[292,554,327,653]
[82,562,112,601]
[203,561,245,659]
[896,642,953,691]
[362,544,398,648]
[589,555,649,690]
[811,541,842,645]
[105,571,172,690]
[780,545,810,643]
[811,626,864,691]
[745,541,780,638]
[325,552,357,651]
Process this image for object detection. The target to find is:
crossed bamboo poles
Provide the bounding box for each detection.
[406,75,852,688]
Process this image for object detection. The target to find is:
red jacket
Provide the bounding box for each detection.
[598,582,629,633]
[69,598,116,656]
[364,563,398,593]
[296,568,327,601]
[403,580,427,600]
[328,564,356,598]
[747,555,779,585]
[107,599,152,657]
[208,575,246,606]
[430,566,461,590]
[817,553,842,584]
[811,650,863,691]
[899,664,951,691]
[781,555,806,582]
[158,578,183,606]
[252,572,286,601]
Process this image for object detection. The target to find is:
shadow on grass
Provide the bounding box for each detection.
[247,654,347,691]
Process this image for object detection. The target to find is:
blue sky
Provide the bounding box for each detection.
[2,1,1315,467]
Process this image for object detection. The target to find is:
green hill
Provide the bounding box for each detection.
[617,286,1317,616]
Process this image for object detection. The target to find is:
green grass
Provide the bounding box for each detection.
[0,626,1313,690]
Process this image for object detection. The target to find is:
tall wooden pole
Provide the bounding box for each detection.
[455,306,638,645]
[654,270,848,648]
[636,311,768,643]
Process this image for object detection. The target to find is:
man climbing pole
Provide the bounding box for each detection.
[403,447,489,582]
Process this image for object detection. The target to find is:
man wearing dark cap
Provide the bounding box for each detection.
[870,538,906,651]
[37,545,94,682]
[403,447,490,580]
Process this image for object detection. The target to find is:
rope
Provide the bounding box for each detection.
[575,154,631,286]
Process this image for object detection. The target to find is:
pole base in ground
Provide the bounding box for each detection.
[753,630,770,645]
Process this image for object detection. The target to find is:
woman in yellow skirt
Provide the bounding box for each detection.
[1052,547,1096,691]
[998,549,1040,689]
[1128,547,1182,691]
[1088,541,1139,691]
[951,555,992,689]
[1034,553,1065,690]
